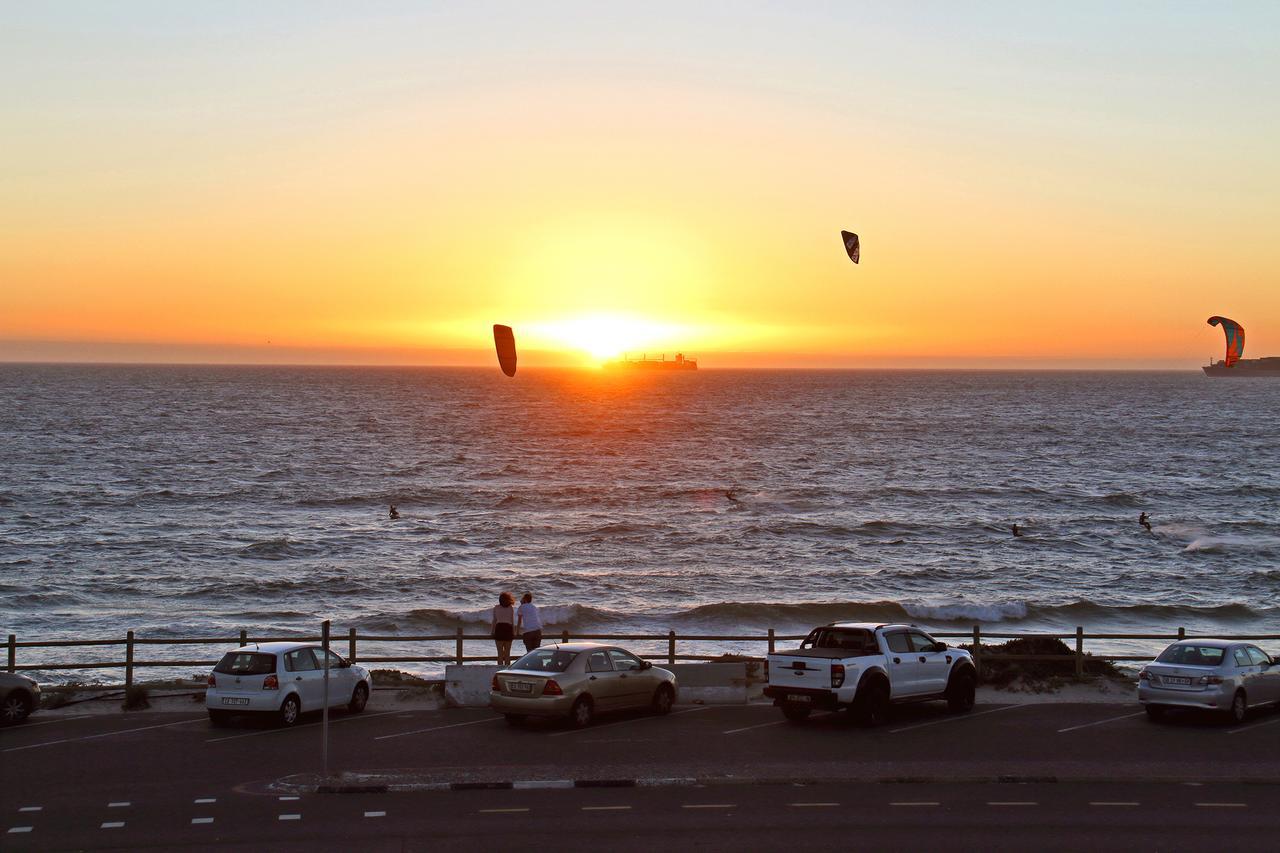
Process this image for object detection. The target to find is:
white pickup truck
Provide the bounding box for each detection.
[764,622,977,726]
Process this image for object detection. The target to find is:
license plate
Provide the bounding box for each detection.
[786,694,812,703]
[1164,676,1191,685]
[510,682,532,694]
[221,697,250,706]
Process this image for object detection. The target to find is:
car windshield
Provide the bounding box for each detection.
[1155,645,1226,666]
[511,649,577,673]
[213,651,276,675]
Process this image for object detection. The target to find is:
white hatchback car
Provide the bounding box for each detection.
[205,642,372,727]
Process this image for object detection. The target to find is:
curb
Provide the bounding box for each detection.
[309,774,1280,794]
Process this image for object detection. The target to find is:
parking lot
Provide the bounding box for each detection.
[4,700,1278,849]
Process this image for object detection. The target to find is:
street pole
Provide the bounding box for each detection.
[321,619,330,778]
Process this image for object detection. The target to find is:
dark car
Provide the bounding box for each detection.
[0,672,42,725]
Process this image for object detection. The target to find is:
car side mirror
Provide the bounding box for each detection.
[640,660,652,670]
[934,642,947,652]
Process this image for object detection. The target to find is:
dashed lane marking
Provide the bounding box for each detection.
[789,802,839,807]
[18,807,41,813]
[478,808,529,814]
[550,706,709,737]
[191,818,214,825]
[8,827,33,834]
[890,802,939,807]
[364,811,386,818]
[682,804,736,809]
[1226,717,1280,735]
[988,802,1038,806]
[2,717,205,753]
[888,704,1022,734]
[100,821,125,829]
[582,805,632,811]
[1056,711,1146,734]
[206,709,404,743]
[1090,802,1139,806]
[279,796,300,801]
[194,798,216,804]
[1195,803,1247,808]
[374,715,504,741]
[278,814,301,821]
[108,802,130,808]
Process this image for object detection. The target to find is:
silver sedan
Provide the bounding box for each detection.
[1138,640,1280,724]
[490,642,678,728]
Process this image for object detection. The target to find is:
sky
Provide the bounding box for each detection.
[2,2,1278,368]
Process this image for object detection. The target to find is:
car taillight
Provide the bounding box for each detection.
[1200,675,1224,685]
[1138,670,1150,681]
[207,674,216,687]
[492,675,501,691]
[542,679,563,696]
[263,674,279,690]
[831,664,846,689]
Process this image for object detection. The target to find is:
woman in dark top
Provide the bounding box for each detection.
[491,592,516,667]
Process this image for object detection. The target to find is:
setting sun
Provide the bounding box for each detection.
[527,314,695,363]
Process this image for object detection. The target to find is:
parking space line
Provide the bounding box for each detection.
[364,811,386,818]
[13,715,90,729]
[8,827,33,834]
[1226,717,1280,735]
[2,717,205,753]
[207,709,404,743]
[1056,711,1145,734]
[108,802,130,808]
[100,821,125,829]
[191,817,214,825]
[551,706,709,738]
[278,814,301,821]
[724,711,836,735]
[888,704,1022,734]
[374,715,502,741]
[582,805,632,811]
[18,807,42,813]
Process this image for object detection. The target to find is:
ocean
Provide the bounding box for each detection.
[1,365,1277,680]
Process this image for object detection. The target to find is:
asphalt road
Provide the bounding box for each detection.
[3,700,1278,850]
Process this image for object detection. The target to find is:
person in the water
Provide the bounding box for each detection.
[1139,512,1151,532]
[389,504,400,520]
[1011,524,1022,537]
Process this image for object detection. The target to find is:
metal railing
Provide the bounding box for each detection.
[6,625,1280,689]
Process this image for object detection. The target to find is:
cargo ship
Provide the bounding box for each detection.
[1203,316,1279,377]
[604,353,698,371]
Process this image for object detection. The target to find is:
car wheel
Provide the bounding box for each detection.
[651,684,675,715]
[1144,705,1165,722]
[348,683,369,714]
[781,702,812,723]
[946,668,976,713]
[854,680,891,727]
[569,695,594,728]
[504,713,525,726]
[1227,690,1247,725]
[278,694,302,727]
[0,691,33,725]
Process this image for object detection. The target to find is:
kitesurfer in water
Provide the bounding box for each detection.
[1139,512,1151,532]
[1011,524,1022,537]
[389,504,400,520]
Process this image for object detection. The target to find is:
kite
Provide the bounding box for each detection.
[493,324,517,377]
[1207,316,1244,367]
[840,230,860,264]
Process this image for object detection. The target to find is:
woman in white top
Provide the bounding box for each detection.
[517,592,543,653]
[491,592,516,666]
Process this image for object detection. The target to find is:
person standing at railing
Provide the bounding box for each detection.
[517,592,543,653]
[492,592,517,666]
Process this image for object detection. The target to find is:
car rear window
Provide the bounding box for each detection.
[511,649,577,673]
[1156,645,1225,666]
[214,652,276,675]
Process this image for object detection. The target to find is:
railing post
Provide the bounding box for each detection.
[348,628,357,664]
[239,629,248,647]
[767,628,775,655]
[455,627,464,665]
[1178,626,1185,640]
[561,630,569,644]
[972,625,982,678]
[668,631,676,666]
[1075,626,1084,678]
[6,634,14,673]
[125,630,135,693]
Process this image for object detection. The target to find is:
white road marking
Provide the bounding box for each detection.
[582,805,632,811]
[1226,716,1280,735]
[682,804,736,809]
[191,817,214,825]
[789,802,839,807]
[1056,711,1146,733]
[890,802,939,807]
[1090,802,1139,806]
[550,706,709,738]
[2,717,205,753]
[278,814,301,821]
[1195,802,1247,808]
[723,718,788,735]
[278,796,300,801]
[364,811,386,818]
[18,807,42,812]
[16,715,90,729]
[100,821,125,828]
[207,710,403,743]
[8,827,33,834]
[108,802,130,808]
[988,802,1037,806]
[889,704,1022,734]
[374,715,503,741]
[194,798,216,804]
[478,808,529,814]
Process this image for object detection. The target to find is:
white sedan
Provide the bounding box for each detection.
[205,641,372,727]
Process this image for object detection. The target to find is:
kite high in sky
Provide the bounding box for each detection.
[840,230,860,264]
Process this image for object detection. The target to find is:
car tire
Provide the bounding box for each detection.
[1144,705,1165,722]
[651,684,675,715]
[278,694,302,728]
[569,695,594,728]
[348,683,369,714]
[853,680,891,727]
[781,702,812,723]
[1226,690,1247,725]
[0,691,33,725]
[504,713,525,726]
[207,709,233,727]
[946,668,976,713]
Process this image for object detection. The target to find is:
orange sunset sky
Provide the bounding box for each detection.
[2,3,1278,368]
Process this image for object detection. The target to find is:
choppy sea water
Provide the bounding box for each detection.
[1,365,1277,680]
